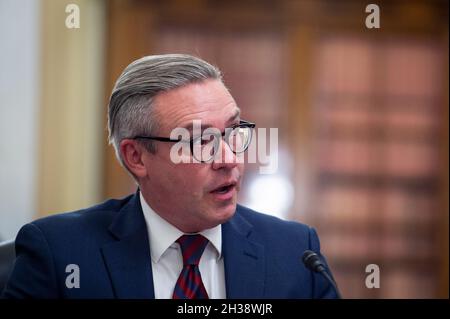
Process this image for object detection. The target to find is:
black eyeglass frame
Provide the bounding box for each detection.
[130,120,256,161]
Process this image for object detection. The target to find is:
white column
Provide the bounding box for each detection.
[0,0,41,240]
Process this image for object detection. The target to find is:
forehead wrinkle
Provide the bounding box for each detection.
[180,101,238,125]
[170,101,239,130]
[153,80,239,131]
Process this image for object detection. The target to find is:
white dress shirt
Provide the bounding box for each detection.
[140,192,226,299]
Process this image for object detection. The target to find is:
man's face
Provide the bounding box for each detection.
[140,79,244,233]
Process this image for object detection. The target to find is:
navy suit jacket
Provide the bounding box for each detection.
[2,192,338,299]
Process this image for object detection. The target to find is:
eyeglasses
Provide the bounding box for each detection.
[131,120,256,163]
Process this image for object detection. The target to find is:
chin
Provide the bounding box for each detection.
[213,201,237,222]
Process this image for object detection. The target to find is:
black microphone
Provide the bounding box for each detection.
[302,250,342,299]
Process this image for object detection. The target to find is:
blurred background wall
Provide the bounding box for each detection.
[0,0,40,244]
[0,0,448,298]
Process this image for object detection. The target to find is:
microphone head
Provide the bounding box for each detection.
[302,250,325,273]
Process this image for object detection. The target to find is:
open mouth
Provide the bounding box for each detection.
[212,184,235,194]
[210,181,237,196]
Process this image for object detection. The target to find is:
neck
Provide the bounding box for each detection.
[139,189,210,233]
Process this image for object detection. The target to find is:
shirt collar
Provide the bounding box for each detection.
[140,192,222,263]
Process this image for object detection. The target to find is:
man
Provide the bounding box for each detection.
[2,54,338,299]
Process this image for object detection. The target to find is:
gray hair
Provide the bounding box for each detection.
[107,54,222,168]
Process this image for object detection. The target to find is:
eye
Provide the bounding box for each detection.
[192,134,215,146]
[201,134,215,145]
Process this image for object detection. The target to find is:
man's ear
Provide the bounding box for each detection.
[119,139,148,178]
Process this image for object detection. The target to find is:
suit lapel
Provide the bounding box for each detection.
[222,206,266,298]
[100,195,265,299]
[101,192,155,299]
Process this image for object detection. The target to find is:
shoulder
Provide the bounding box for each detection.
[236,204,312,232]
[235,204,317,245]
[25,194,134,240]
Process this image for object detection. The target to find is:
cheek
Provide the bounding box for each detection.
[172,164,208,195]
[236,163,245,180]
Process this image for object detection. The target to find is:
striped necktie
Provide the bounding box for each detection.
[172,234,209,299]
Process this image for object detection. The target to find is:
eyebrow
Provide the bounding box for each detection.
[181,108,241,132]
[226,108,241,125]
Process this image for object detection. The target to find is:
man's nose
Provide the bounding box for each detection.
[211,138,239,170]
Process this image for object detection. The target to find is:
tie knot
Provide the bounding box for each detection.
[176,234,209,265]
